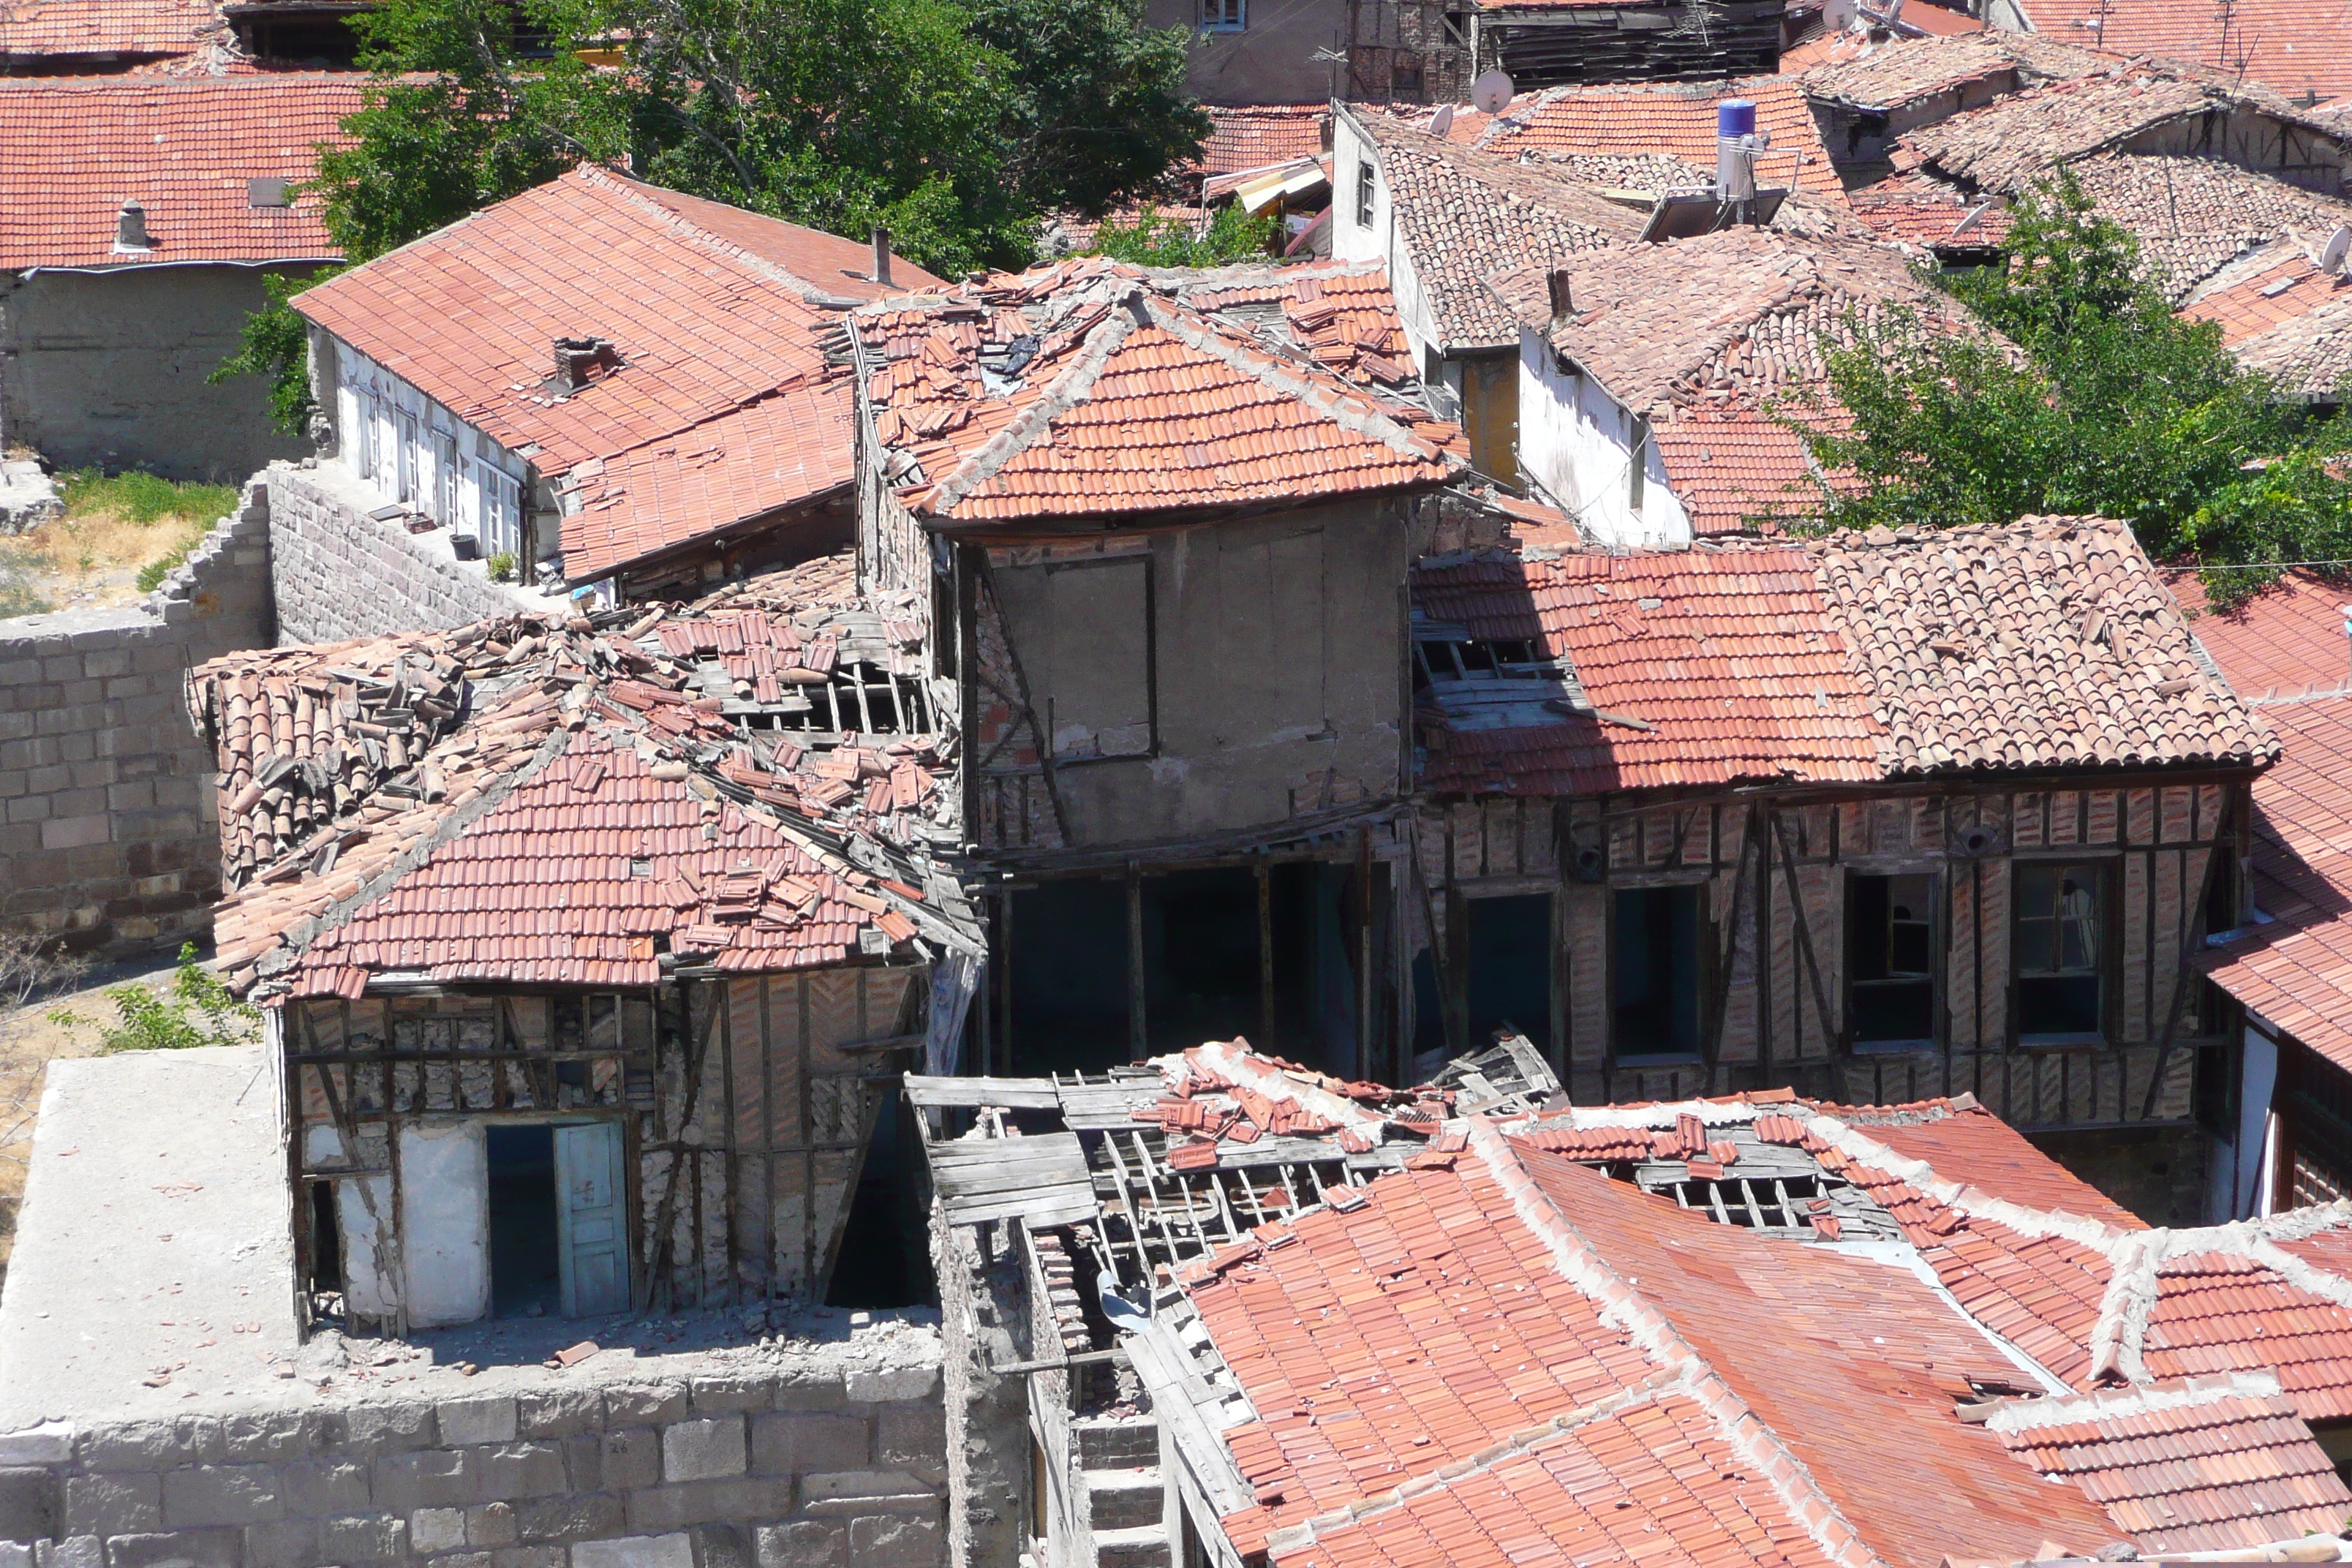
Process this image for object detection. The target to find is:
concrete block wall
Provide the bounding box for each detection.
[0,481,273,954]
[266,464,546,648]
[0,1360,949,1568]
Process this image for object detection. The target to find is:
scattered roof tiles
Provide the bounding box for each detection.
[0,74,361,270]
[850,256,1463,525]
[187,552,977,998]
[1345,110,1643,350]
[2174,571,2352,1073]
[1414,517,2276,796]
[295,166,942,581]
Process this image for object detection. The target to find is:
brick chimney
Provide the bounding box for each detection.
[115,199,151,253]
[551,336,621,391]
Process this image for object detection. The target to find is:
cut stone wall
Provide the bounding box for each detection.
[0,480,273,954]
[265,463,552,649]
[0,1358,949,1568]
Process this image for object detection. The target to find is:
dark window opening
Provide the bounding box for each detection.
[1614,884,1703,1060]
[232,11,362,64]
[1268,862,1365,1080]
[2193,1038,2242,1141]
[486,1125,562,1319]
[1009,877,1133,1075]
[2016,862,2105,1041]
[828,1092,924,1307]
[1665,1172,1827,1230]
[1142,868,1260,1054]
[1466,893,1551,1054]
[1849,872,1934,1048]
[2204,843,2240,938]
[306,1180,342,1294]
[1412,636,1543,692]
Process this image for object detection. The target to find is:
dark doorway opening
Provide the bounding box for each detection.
[1466,893,1551,1055]
[1142,867,1259,1054]
[306,1181,342,1294]
[1268,862,1362,1079]
[1614,884,1703,1060]
[486,1126,562,1319]
[827,1093,924,1308]
[1009,876,1131,1075]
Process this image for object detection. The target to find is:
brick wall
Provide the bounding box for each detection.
[266,464,546,649]
[0,480,273,954]
[0,1358,948,1568]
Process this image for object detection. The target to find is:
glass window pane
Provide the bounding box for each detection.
[2016,864,2058,921]
[2013,918,2054,975]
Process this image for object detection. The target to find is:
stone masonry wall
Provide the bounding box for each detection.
[0,1359,948,1568]
[266,464,545,649]
[0,480,273,954]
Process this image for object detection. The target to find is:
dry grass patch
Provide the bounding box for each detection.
[0,467,238,616]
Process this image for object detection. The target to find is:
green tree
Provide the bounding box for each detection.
[1780,173,2352,606]
[1086,201,1276,267]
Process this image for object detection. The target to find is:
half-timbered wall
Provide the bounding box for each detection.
[1424,778,2247,1131]
[284,964,919,1335]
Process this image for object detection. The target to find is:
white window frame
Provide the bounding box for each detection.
[434,430,460,525]
[357,391,380,480]
[396,412,421,505]
[480,465,523,561]
[1201,0,1243,30]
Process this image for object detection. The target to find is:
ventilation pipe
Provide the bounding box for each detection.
[115,199,150,252]
[872,226,894,288]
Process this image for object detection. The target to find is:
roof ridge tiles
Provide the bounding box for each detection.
[1982,1371,2289,1436]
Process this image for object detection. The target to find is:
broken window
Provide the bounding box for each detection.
[1200,0,1244,29]
[1465,892,1551,1054]
[2015,861,2106,1041]
[1613,883,1703,1060]
[1848,871,1934,1049]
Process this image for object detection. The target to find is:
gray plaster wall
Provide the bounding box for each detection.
[0,480,273,954]
[0,1360,949,1568]
[266,464,556,648]
[1143,0,1347,105]
[0,264,324,483]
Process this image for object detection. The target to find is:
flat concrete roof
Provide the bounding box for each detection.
[0,1044,300,1425]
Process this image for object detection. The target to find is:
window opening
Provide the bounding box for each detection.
[396,412,421,505]
[1009,877,1133,1074]
[2204,843,2239,938]
[1355,158,1376,229]
[1466,892,1551,1053]
[486,1124,562,1319]
[1614,884,1702,1060]
[1629,415,1649,510]
[1201,0,1244,29]
[482,467,523,560]
[306,1180,343,1295]
[1849,872,1934,1048]
[434,431,459,525]
[2016,862,2104,1040]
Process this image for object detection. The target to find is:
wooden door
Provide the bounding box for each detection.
[554,1122,629,1317]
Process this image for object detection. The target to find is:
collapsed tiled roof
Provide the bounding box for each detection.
[2014,0,2352,107]
[186,552,978,998]
[0,74,361,270]
[0,0,218,61]
[941,1048,2352,1568]
[294,167,944,584]
[2173,572,2352,1074]
[1467,75,1847,209]
[1197,105,1327,177]
[1345,110,1643,350]
[848,256,1464,524]
[2182,241,2352,399]
[1414,517,2277,796]
[1799,29,2104,115]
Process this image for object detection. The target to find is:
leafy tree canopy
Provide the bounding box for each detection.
[1781,173,2352,607]
[1084,200,1275,268]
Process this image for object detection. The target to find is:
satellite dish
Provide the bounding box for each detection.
[2323,223,2352,274]
[1430,103,1455,137]
[1471,68,1515,116]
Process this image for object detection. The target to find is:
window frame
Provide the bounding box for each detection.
[433,429,461,526]
[1036,553,1157,767]
[1607,874,1711,1067]
[396,411,421,505]
[480,464,524,561]
[2010,854,2116,1047]
[1199,0,1244,31]
[1354,156,1376,230]
[1844,867,1940,1054]
[356,389,380,480]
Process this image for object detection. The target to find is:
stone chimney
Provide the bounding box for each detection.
[551,336,621,392]
[872,226,894,288]
[1547,270,1575,333]
[115,200,151,253]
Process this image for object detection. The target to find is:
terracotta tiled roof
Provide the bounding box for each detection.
[2171,571,2352,1071]
[1845,172,2016,253]
[1800,29,2104,114]
[1990,1380,2352,1553]
[1469,75,1848,209]
[851,256,1464,524]
[186,554,977,997]
[1862,1107,2146,1225]
[1414,517,2276,796]
[0,73,361,269]
[1648,411,1840,533]
[2182,241,2352,399]
[2016,0,2352,107]
[1348,111,1643,350]
[0,0,217,59]
[2064,154,2352,301]
[1198,105,1327,177]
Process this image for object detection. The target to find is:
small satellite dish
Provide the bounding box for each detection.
[1471,68,1515,116]
[2323,223,2352,274]
[1430,103,1455,137]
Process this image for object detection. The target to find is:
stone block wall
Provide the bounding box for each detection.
[0,1359,948,1568]
[0,480,273,954]
[266,464,546,648]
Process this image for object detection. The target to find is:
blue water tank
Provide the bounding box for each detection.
[1716,99,1757,140]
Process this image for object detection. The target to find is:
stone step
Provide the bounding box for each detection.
[1086,1466,1163,1532]
[1094,1524,1172,1568]
[1074,1418,1158,1470]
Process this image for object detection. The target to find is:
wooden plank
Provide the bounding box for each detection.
[943,1183,1098,1226]
[904,1074,1060,1109]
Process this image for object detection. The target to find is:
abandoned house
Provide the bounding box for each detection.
[1499,224,1990,540]
[921,1038,2352,1568]
[844,254,1477,1088]
[1466,0,1784,91]
[0,0,222,70]
[1410,516,2276,1223]
[184,551,984,1332]
[0,72,363,480]
[291,165,943,608]
[2179,237,2352,407]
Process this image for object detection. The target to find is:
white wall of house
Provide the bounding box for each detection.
[331,338,535,566]
[1517,325,1689,548]
[1331,112,1446,380]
